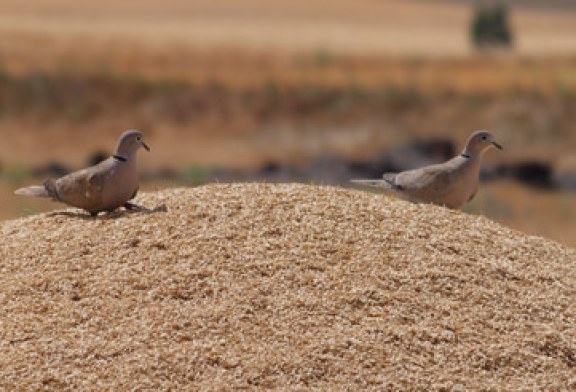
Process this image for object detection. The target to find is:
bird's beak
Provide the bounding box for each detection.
[492,141,503,150]
[141,141,150,151]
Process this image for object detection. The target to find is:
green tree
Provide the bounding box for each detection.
[471,3,513,49]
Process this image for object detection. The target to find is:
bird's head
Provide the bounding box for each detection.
[464,130,502,157]
[115,129,150,158]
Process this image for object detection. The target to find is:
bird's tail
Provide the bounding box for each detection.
[14,185,50,198]
[350,179,395,189]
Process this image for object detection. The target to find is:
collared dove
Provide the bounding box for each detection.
[15,129,150,216]
[351,130,502,209]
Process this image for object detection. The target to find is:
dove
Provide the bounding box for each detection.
[351,130,502,209]
[15,129,150,216]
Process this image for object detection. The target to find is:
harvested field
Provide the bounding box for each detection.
[1,183,575,389]
[1,0,576,56]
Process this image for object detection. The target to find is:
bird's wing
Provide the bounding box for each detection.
[394,163,456,202]
[51,161,111,210]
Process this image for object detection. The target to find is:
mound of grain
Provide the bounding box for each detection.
[1,183,575,389]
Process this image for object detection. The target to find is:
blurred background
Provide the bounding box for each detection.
[0,0,575,247]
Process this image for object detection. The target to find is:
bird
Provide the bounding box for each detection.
[15,129,150,216]
[351,130,502,209]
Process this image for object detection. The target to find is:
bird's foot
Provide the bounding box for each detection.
[123,202,145,211]
[123,202,167,214]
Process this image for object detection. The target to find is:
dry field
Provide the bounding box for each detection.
[1,0,575,162]
[1,0,576,56]
[1,184,575,389]
[1,1,575,167]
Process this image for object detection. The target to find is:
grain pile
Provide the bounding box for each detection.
[1,183,575,390]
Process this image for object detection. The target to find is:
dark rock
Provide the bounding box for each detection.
[31,162,70,178]
[349,137,455,179]
[260,162,282,175]
[254,162,302,182]
[87,151,109,166]
[491,161,554,188]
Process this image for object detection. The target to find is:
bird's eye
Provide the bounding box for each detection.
[136,136,141,141]
[482,136,487,140]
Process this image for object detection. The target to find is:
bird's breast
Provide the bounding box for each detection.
[101,163,139,209]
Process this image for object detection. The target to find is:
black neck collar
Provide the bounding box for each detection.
[113,155,127,162]
[461,153,471,159]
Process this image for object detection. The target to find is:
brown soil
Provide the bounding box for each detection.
[1,184,574,389]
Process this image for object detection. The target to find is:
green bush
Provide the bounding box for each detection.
[471,3,513,49]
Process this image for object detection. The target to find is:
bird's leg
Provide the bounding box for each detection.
[90,211,99,217]
[123,202,145,211]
